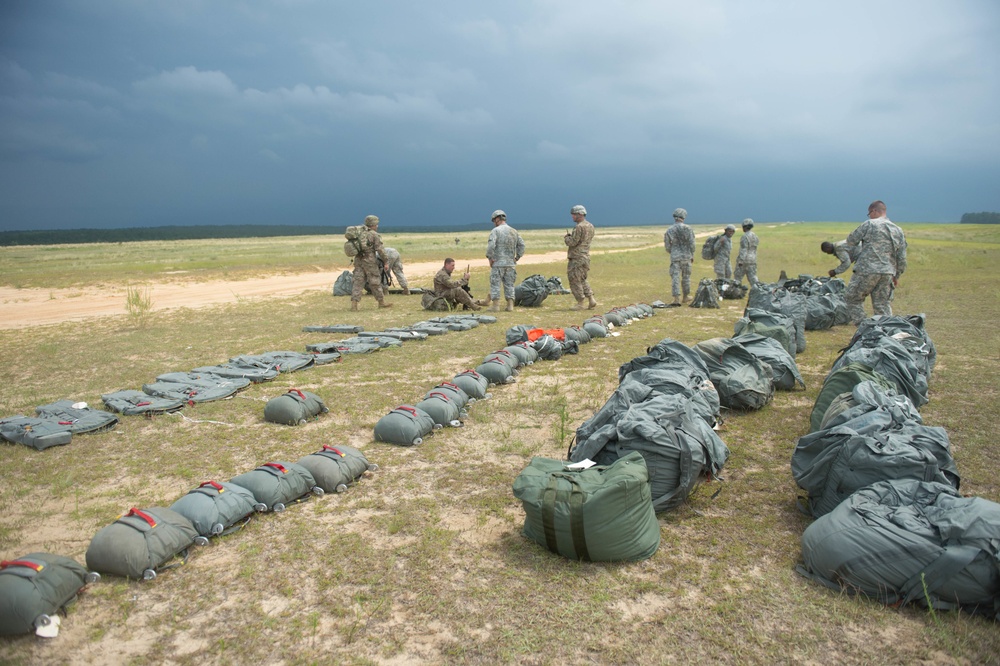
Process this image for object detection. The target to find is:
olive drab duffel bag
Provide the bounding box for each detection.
[451,370,490,401]
[86,507,200,580]
[483,349,521,371]
[296,445,377,494]
[424,381,471,409]
[512,451,661,562]
[374,405,436,446]
[810,362,898,433]
[0,554,98,636]
[263,389,329,426]
[475,357,516,385]
[169,481,264,538]
[503,342,538,366]
[229,462,322,512]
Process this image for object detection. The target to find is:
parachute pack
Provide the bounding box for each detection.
[701,234,721,260]
[343,226,365,258]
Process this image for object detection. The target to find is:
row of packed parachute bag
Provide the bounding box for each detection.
[509,316,815,564]
[0,386,377,637]
[792,314,1000,619]
[372,304,656,446]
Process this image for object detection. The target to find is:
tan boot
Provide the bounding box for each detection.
[572,299,586,311]
[470,303,482,311]
[587,295,598,309]
[505,298,514,312]
[671,297,680,306]
[378,301,392,309]
[350,300,359,311]
[682,293,690,304]
[488,301,500,312]
[475,297,491,307]
[401,288,410,296]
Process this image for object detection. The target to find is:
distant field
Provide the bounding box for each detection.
[1,223,999,664]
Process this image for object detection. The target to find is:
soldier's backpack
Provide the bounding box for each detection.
[514,274,550,307]
[142,372,251,404]
[532,335,564,361]
[689,279,720,308]
[734,308,797,358]
[715,278,747,300]
[483,349,521,371]
[618,338,710,383]
[34,401,120,434]
[229,462,322,512]
[512,452,661,562]
[191,361,280,383]
[333,270,353,296]
[792,422,960,518]
[85,507,200,580]
[169,481,264,537]
[810,362,898,433]
[373,405,436,446]
[818,380,922,434]
[101,390,186,416]
[832,331,929,409]
[343,226,365,258]
[451,370,490,401]
[0,417,73,451]
[264,389,328,426]
[798,479,1000,618]
[701,234,721,260]
[0,553,98,636]
[296,445,377,494]
[582,317,609,339]
[421,292,451,311]
[414,392,463,427]
[733,333,805,391]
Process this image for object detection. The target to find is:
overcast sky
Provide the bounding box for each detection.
[1,1,997,232]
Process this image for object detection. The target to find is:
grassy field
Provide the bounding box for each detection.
[1,223,999,665]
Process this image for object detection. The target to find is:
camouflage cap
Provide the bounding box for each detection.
[742,218,754,229]
[364,215,380,228]
[570,205,587,215]
[725,224,736,232]
[491,210,506,220]
[673,208,687,220]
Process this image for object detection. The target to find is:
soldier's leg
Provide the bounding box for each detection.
[681,261,692,302]
[746,263,758,286]
[669,262,682,302]
[351,264,365,304]
[489,267,502,302]
[870,275,894,316]
[450,287,480,310]
[393,265,409,293]
[579,257,594,300]
[725,262,732,280]
[502,267,516,300]
[567,260,585,305]
[713,258,726,281]
[733,263,745,283]
[845,273,879,325]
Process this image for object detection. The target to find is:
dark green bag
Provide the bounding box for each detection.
[512,452,661,562]
[810,363,897,432]
[297,445,376,494]
[263,389,328,426]
[0,553,97,636]
[169,481,263,537]
[85,507,199,580]
[229,462,321,512]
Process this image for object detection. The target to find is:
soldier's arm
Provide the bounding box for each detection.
[515,233,525,261]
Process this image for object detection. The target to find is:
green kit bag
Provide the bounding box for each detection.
[0,553,98,636]
[810,362,897,433]
[86,507,199,580]
[296,445,377,494]
[229,462,322,512]
[264,389,328,426]
[169,481,264,537]
[512,451,661,562]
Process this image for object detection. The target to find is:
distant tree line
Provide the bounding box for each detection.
[960,212,1000,224]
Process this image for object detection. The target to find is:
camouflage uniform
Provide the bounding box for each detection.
[844,216,907,324]
[712,234,733,280]
[663,220,695,299]
[433,267,477,309]
[383,247,409,292]
[564,219,595,302]
[734,230,759,285]
[486,222,525,301]
[351,225,388,305]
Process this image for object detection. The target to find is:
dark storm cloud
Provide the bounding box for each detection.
[0,0,997,231]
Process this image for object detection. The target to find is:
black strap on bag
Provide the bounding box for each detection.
[541,474,590,561]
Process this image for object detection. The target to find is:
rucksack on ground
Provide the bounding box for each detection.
[512,452,661,562]
[85,507,200,580]
[0,553,98,636]
[228,462,322,512]
[296,445,376,494]
[169,481,264,537]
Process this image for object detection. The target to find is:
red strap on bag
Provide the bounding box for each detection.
[263,462,288,474]
[289,389,306,399]
[428,392,450,401]
[125,508,157,528]
[1,559,43,572]
[322,445,346,457]
[199,481,225,492]
[395,406,418,417]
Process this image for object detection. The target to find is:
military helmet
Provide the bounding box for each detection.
[725,224,736,232]
[673,208,687,220]
[491,210,506,221]
[364,215,380,228]
[570,205,587,216]
[742,218,754,230]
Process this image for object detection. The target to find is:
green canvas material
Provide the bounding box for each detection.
[0,553,89,636]
[296,445,373,493]
[85,507,197,579]
[229,462,317,511]
[170,481,260,537]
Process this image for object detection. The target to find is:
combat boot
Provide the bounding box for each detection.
[682,292,690,304]
[572,299,586,310]
[587,295,598,309]
[402,288,410,295]
[350,300,359,311]
[488,301,500,312]
[671,297,680,306]
[378,301,392,309]
[505,298,514,312]
[475,297,491,307]
[469,303,482,311]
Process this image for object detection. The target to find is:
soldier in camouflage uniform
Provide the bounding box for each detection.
[733,218,759,286]
[382,247,410,295]
[663,207,696,304]
[713,225,736,279]
[482,210,525,312]
[433,258,481,311]
[821,240,858,277]
[564,204,598,310]
[844,200,907,324]
[350,215,391,311]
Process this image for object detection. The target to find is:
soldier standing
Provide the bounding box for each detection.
[564,204,597,310]
[482,210,525,312]
[733,218,759,286]
[844,200,907,324]
[350,215,392,311]
[663,207,696,305]
[433,258,481,310]
[713,225,736,280]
